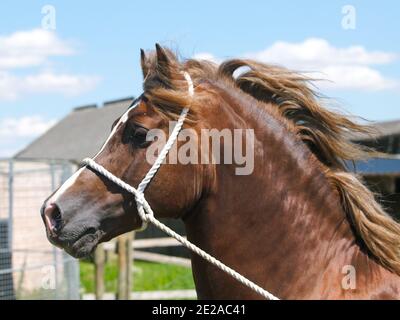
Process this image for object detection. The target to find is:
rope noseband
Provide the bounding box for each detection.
[81,71,279,300]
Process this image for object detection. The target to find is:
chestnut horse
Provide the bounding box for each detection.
[41,44,400,299]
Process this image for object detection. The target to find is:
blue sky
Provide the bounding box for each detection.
[0,0,399,156]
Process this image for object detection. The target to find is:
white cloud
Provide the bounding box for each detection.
[194,38,399,91]
[0,116,56,138]
[245,38,396,69]
[0,29,100,100]
[0,29,73,69]
[192,52,221,64]
[320,66,398,91]
[0,71,101,100]
[21,72,101,96]
[0,116,57,157]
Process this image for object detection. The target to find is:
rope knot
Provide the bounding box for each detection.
[134,192,145,205]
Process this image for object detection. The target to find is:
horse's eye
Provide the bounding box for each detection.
[126,126,150,148]
[133,127,147,141]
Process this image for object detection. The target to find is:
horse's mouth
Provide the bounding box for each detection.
[63,229,104,259]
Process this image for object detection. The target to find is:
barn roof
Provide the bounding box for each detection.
[350,119,400,141]
[14,97,134,163]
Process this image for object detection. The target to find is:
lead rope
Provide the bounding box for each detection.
[81,71,279,300]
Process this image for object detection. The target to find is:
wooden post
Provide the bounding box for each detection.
[94,244,105,300]
[126,232,135,299]
[117,235,127,300]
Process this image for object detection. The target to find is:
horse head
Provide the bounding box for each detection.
[40,44,217,258]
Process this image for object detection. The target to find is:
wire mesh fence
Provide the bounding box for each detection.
[0,159,80,300]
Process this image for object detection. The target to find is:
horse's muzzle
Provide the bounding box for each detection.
[40,200,102,258]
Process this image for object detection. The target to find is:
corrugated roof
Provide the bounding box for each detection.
[14,97,134,162]
[350,119,400,141]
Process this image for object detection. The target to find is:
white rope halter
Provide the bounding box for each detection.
[81,71,279,300]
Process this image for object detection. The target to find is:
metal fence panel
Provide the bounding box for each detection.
[0,159,80,300]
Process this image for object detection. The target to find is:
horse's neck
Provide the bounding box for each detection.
[184,98,389,299]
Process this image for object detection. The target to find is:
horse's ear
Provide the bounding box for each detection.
[155,43,170,73]
[140,48,149,78]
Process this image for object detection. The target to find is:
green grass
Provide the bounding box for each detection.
[80,259,195,293]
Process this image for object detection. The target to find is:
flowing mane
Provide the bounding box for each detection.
[141,46,400,275]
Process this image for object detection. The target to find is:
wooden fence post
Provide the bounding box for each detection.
[94,244,105,300]
[126,231,135,299]
[117,235,127,300]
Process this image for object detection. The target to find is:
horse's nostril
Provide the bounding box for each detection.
[44,203,63,236]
